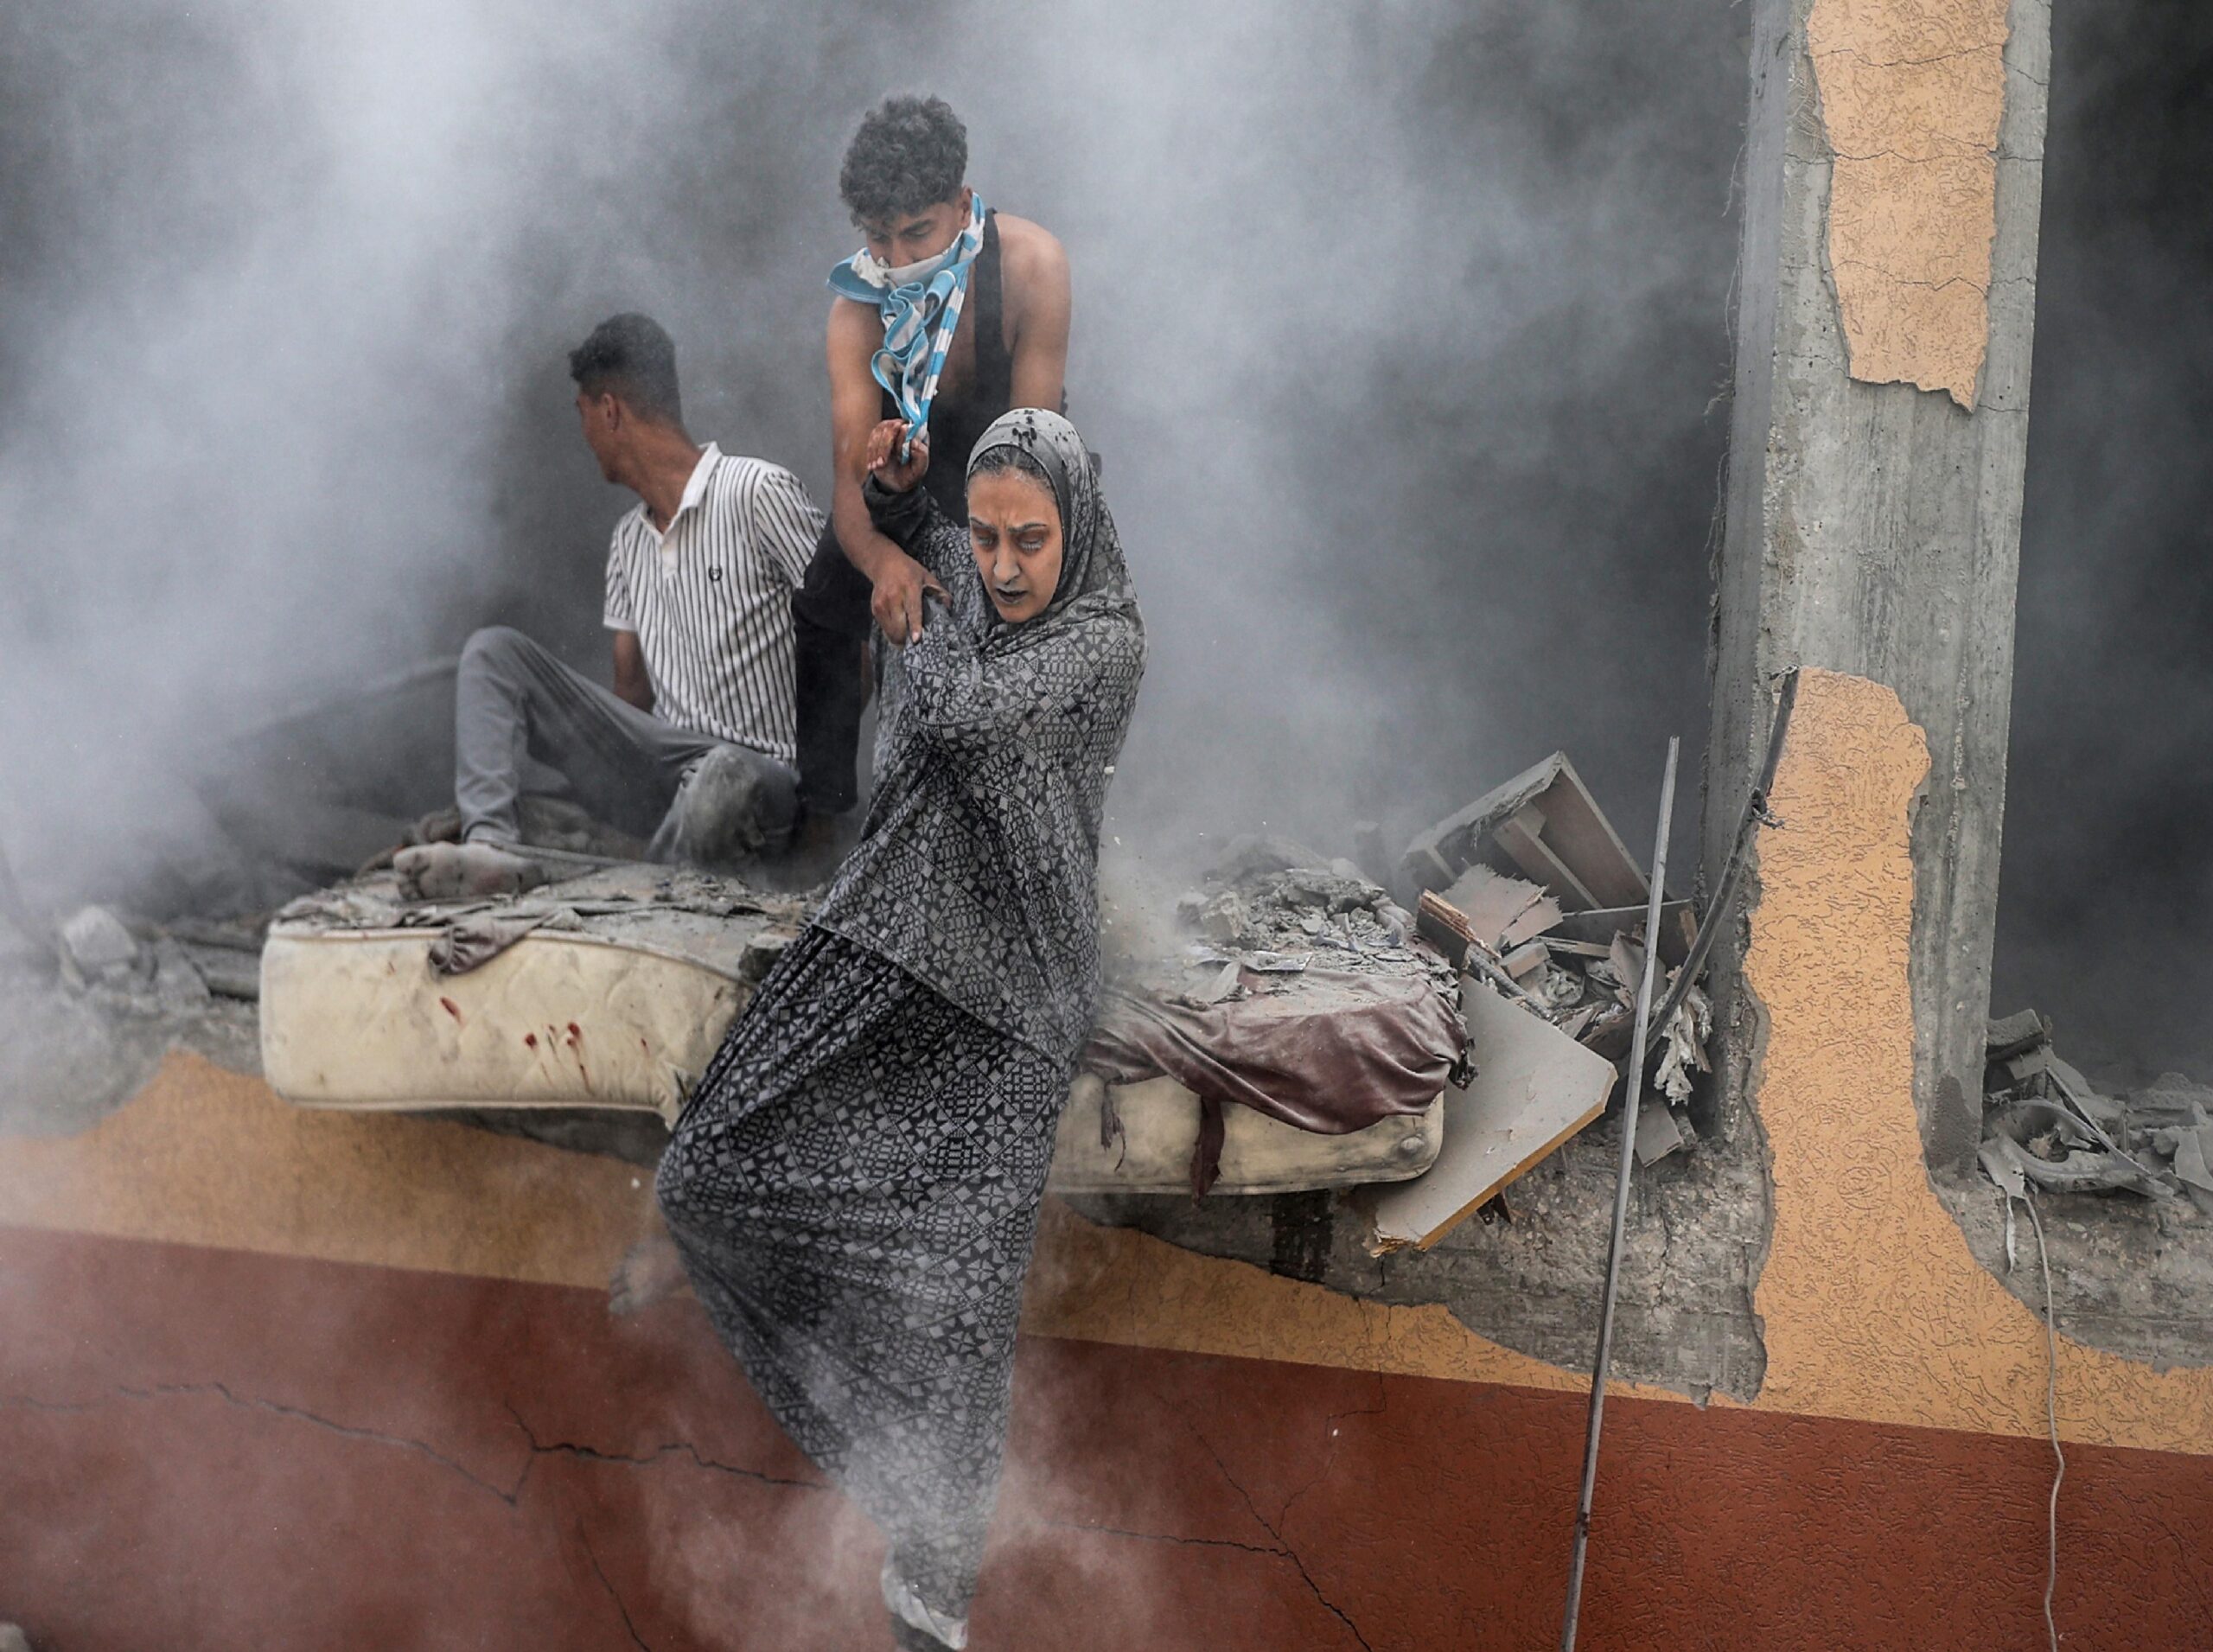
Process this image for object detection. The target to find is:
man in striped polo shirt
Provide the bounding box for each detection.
[399,314,822,898]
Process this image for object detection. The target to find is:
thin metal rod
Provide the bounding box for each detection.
[1557,671,1800,1646]
[1560,736,1679,1651]
[1649,668,1799,1033]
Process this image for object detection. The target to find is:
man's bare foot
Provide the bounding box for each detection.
[609,1233,692,1316]
[394,841,547,901]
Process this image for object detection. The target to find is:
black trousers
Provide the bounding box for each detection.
[791,520,877,816]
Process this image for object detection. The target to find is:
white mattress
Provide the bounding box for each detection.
[260,865,1444,1193]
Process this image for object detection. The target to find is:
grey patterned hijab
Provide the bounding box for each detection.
[963,407,1133,640]
[810,409,1147,1066]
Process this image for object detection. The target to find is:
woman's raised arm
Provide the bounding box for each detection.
[899,603,1142,764]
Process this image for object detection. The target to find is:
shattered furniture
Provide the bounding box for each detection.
[262,747,1714,1215]
[1361,974,1619,1251]
[258,861,1452,1197]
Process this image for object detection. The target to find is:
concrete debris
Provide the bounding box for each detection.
[58,903,141,981]
[1553,901,1697,966]
[1396,762,1712,1140]
[151,936,214,1013]
[174,941,262,1000]
[1979,1011,2213,1211]
[1634,1098,1688,1167]
[1179,854,1437,993]
[1985,1006,2052,1063]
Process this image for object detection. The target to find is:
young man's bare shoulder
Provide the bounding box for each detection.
[993,214,1068,284]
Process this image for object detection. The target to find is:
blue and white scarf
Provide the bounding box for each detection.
[826,193,989,458]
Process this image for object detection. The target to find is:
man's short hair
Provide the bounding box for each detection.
[839,95,968,227]
[568,313,682,424]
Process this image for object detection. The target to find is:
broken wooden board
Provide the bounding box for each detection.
[1634,1100,1687,1165]
[1502,940,1549,982]
[1360,976,1619,1252]
[1551,900,1696,967]
[1440,864,1556,951]
[1413,892,1548,1011]
[1398,751,1649,911]
[1491,803,1601,910]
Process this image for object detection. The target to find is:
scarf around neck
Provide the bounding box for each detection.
[826,193,990,456]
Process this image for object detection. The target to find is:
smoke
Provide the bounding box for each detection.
[0,1,1748,1634]
[1989,5,2213,1084]
[0,0,1740,918]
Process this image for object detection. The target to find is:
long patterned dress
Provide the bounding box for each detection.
[657,409,1144,1649]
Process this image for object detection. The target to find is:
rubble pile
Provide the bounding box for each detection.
[1138,833,1457,1011]
[1395,752,1713,1163]
[1105,750,1718,1198]
[1980,1010,2213,1215]
[52,902,263,1018]
[1,899,262,1134]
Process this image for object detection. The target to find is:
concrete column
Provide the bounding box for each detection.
[1706,0,2050,1171]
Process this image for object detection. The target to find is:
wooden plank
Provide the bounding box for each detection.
[1502,940,1550,981]
[1362,978,1618,1251]
[1414,893,1550,1012]
[1551,900,1697,966]
[1396,753,1567,894]
[1394,750,1655,915]
[1543,937,1615,960]
[1440,864,1547,949]
[1490,804,1600,911]
[1499,890,1566,949]
[1528,755,1649,909]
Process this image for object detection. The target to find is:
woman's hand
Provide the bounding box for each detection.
[865,418,930,494]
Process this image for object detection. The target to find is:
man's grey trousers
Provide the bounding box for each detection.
[454,625,798,866]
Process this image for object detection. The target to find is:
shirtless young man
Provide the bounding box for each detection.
[790,93,1072,831]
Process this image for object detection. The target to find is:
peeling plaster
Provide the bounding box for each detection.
[1808,0,2009,406]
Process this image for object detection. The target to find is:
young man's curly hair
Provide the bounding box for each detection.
[839,95,968,228]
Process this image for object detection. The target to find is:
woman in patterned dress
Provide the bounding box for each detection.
[655,406,1144,1650]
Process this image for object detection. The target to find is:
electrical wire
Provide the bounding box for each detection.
[2023,1186,2064,1652]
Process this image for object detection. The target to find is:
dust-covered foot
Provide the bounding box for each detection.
[888,1612,956,1651]
[393,841,547,901]
[609,1233,692,1316]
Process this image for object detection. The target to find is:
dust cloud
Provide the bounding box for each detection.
[0,0,1742,922]
[1990,4,2213,1084]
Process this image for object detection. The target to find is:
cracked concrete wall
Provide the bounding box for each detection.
[1705,0,2049,1174]
[1068,1119,1769,1405]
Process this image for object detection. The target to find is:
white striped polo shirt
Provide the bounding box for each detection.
[602,443,823,764]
